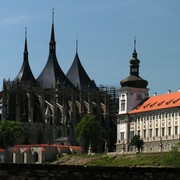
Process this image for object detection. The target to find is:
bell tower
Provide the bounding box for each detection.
[116,39,149,152]
[119,39,149,114]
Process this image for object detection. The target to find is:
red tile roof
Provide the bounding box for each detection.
[13,144,83,152]
[0,148,5,153]
[22,147,30,153]
[41,147,46,152]
[70,146,84,151]
[129,91,180,114]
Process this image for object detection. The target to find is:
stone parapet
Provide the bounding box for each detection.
[0,163,180,180]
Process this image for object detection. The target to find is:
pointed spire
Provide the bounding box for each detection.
[129,37,140,76]
[24,27,28,61]
[134,37,136,51]
[49,8,56,54]
[66,39,98,91]
[76,40,78,54]
[52,7,54,25]
[37,8,76,89]
[132,37,137,58]
[14,27,37,83]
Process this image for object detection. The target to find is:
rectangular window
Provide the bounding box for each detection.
[149,129,152,137]
[137,130,140,136]
[168,127,171,136]
[143,130,146,138]
[120,132,124,140]
[121,100,125,111]
[130,131,134,140]
[155,128,158,137]
[162,127,165,136]
[175,126,178,135]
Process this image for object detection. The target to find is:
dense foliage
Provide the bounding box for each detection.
[0,120,27,147]
[129,135,144,152]
[76,114,104,152]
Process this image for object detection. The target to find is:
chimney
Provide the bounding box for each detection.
[167,90,171,94]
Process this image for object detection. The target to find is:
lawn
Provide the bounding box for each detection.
[56,150,180,168]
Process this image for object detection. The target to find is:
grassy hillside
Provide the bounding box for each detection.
[54,150,180,167]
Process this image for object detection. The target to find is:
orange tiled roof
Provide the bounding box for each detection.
[129,91,180,114]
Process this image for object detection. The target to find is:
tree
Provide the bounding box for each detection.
[0,120,27,148]
[129,135,144,152]
[76,114,103,152]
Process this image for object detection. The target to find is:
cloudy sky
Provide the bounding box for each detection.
[0,0,180,95]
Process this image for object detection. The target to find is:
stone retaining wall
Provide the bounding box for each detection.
[0,163,180,180]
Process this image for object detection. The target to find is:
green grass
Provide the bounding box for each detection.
[55,150,180,167]
[85,151,180,167]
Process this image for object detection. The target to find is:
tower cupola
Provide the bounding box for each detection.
[120,39,148,89]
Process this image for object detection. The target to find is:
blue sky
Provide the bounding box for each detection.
[0,0,180,96]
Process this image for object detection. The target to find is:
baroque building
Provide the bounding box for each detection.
[116,40,180,152]
[1,13,118,150]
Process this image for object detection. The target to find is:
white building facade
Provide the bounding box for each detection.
[116,45,180,153]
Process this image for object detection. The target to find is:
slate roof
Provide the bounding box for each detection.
[14,32,37,83]
[129,91,180,114]
[36,19,76,90]
[66,51,98,92]
[120,75,148,89]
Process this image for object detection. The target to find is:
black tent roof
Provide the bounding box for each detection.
[66,51,98,92]
[14,31,37,84]
[36,17,76,90]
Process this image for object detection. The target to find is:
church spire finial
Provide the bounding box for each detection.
[25,27,27,38]
[76,35,78,54]
[134,37,136,51]
[49,8,56,54]
[132,37,137,58]
[52,7,54,25]
[24,27,28,54]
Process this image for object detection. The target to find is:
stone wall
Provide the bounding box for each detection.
[0,163,180,180]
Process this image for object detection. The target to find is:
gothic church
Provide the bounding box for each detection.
[1,13,118,150]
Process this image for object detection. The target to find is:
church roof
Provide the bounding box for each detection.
[66,49,98,92]
[14,30,37,83]
[36,13,76,90]
[129,91,180,114]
